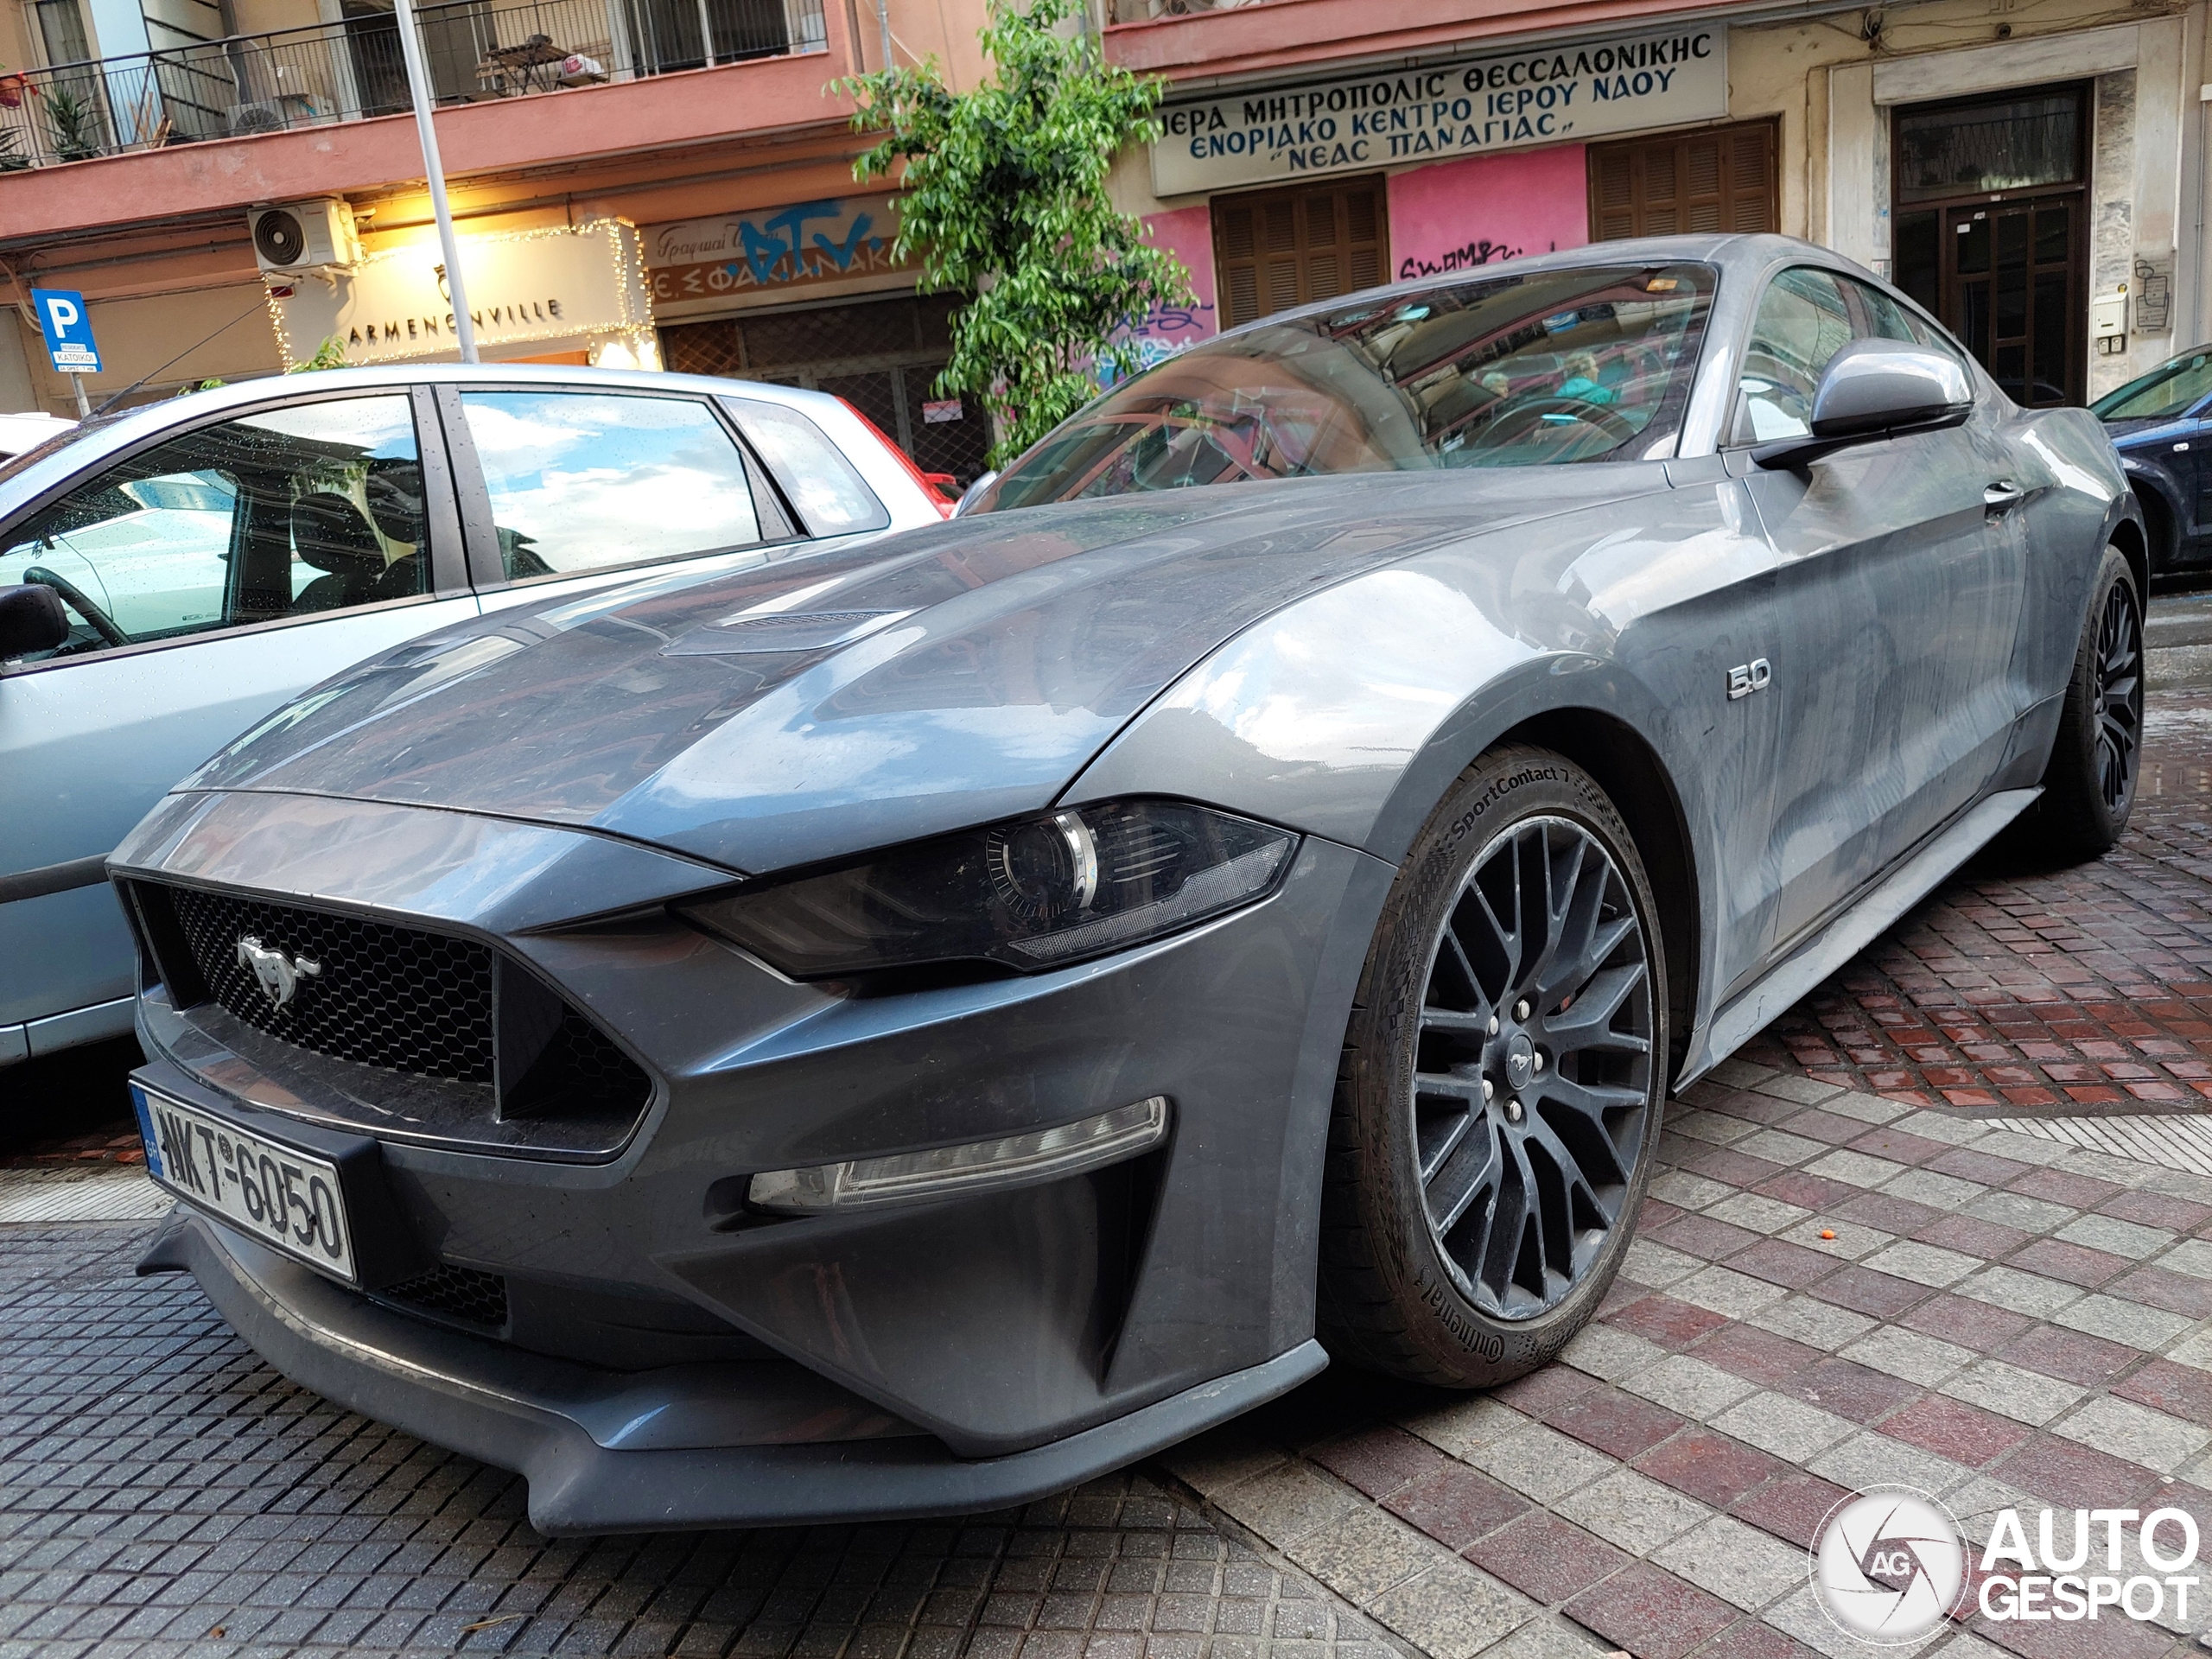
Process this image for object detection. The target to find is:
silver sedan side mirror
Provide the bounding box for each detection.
[1755,339,1974,469]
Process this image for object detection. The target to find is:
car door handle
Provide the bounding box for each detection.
[1983,480,2026,514]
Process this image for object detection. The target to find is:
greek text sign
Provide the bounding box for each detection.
[643,195,911,308]
[271,220,652,366]
[1149,26,1726,196]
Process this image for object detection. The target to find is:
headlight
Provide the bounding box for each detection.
[681,799,1298,977]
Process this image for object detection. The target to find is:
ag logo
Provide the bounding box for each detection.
[1811,1487,1966,1644]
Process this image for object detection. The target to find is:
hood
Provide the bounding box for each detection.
[192,468,1661,874]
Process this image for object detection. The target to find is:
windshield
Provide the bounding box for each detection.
[2092,348,2212,421]
[976,263,1716,512]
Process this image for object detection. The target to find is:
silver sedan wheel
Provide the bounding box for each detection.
[1412,815,1656,1320]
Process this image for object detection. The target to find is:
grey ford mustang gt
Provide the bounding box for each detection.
[109,234,2142,1534]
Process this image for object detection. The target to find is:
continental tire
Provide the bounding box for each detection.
[1319,745,1669,1387]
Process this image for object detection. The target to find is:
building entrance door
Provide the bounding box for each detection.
[1891,84,2088,407]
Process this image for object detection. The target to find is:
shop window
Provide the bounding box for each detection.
[660,293,990,487]
[1588,120,1777,241]
[1211,178,1388,328]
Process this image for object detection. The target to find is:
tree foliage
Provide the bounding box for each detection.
[839,0,1191,464]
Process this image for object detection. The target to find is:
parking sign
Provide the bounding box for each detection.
[29,288,100,374]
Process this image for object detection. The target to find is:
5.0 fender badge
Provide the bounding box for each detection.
[236,935,321,1008]
[1727,658,1773,701]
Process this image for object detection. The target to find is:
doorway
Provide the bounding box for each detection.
[1890,84,2088,407]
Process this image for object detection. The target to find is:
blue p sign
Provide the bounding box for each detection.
[29,288,100,374]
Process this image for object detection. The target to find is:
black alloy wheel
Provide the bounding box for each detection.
[2092,574,2143,815]
[2035,544,2144,860]
[1413,816,1656,1320]
[1320,746,1669,1388]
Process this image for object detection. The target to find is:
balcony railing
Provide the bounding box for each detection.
[1108,0,1274,22]
[0,0,825,169]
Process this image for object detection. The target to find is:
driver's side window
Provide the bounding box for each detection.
[0,395,429,664]
[1732,269,1933,445]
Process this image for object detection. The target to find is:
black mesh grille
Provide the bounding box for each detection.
[166,887,496,1081]
[377,1264,508,1332]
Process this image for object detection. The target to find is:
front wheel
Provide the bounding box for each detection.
[2032,544,2144,860]
[1319,746,1668,1388]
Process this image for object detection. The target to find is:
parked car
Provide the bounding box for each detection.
[2094,343,2212,570]
[112,236,2139,1533]
[0,410,75,461]
[0,365,946,1067]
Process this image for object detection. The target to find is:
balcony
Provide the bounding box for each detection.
[1102,0,1741,81]
[0,0,826,170]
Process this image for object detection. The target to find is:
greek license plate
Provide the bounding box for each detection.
[132,1084,357,1282]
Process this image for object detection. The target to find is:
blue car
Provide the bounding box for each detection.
[2095,345,2212,570]
[0,365,949,1071]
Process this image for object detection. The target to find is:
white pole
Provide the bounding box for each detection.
[388,0,478,363]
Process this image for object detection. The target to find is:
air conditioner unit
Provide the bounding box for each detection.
[250,199,359,275]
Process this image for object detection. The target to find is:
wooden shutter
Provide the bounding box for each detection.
[1586,120,1778,242]
[1211,176,1389,327]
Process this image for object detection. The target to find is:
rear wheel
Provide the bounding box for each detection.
[1319,747,1668,1387]
[2033,545,2143,860]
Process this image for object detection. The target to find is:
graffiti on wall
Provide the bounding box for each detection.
[1385,146,1590,289]
[642,196,912,303]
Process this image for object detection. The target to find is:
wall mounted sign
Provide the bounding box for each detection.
[642,195,912,308]
[1150,25,1726,197]
[270,220,653,366]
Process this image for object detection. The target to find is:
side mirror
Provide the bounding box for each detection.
[952,470,1000,516]
[1754,338,1974,469]
[0,582,70,659]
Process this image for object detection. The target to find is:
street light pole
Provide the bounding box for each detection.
[389,0,478,363]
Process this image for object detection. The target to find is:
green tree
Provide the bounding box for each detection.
[839,0,1192,464]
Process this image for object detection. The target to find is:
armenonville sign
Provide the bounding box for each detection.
[271,220,654,366]
[1149,25,1726,196]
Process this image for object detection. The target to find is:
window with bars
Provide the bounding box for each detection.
[659,292,991,486]
[1211,178,1389,328]
[1587,121,1777,242]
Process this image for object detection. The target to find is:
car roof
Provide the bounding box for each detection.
[0,365,918,517]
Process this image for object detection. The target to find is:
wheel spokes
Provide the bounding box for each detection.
[1412,813,1656,1321]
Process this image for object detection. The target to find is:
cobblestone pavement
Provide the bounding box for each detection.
[1737,688,2212,1114]
[1173,1068,2212,1659]
[0,1224,1399,1659]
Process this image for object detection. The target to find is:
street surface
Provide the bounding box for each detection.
[8,599,2212,1659]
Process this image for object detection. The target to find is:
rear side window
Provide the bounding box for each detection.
[458,391,762,580]
[720,397,890,536]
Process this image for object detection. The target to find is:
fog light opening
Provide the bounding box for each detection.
[747,1096,1171,1215]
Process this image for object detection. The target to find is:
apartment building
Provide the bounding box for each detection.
[0,0,995,480]
[1,0,2205,465]
[1106,0,2208,407]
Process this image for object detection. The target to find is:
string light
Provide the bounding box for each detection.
[269,218,658,369]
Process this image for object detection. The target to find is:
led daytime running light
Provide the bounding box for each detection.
[747,1096,1169,1214]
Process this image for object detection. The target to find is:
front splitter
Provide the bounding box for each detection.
[143,1210,1329,1535]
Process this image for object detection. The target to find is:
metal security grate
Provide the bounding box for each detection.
[165,887,496,1082]
[376,1263,509,1332]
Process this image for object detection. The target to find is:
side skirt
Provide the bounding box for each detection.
[1677,787,2041,1087]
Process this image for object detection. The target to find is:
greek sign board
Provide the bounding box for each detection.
[1149,25,1726,197]
[643,195,912,308]
[29,288,100,373]
[271,220,652,366]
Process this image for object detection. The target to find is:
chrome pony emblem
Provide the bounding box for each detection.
[236,936,321,1008]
